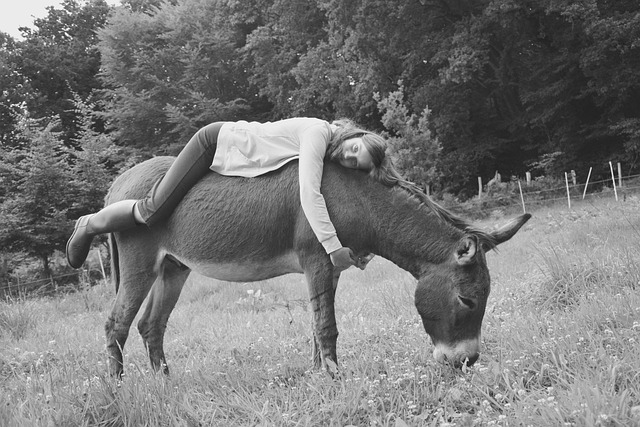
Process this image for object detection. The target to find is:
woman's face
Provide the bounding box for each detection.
[338,137,374,171]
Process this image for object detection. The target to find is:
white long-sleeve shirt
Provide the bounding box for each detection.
[210,118,342,254]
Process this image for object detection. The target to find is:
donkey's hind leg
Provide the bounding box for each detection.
[137,257,190,375]
[105,257,157,378]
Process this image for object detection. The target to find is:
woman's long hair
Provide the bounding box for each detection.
[326,119,386,168]
[328,119,492,241]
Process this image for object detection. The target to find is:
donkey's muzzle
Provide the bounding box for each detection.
[433,337,480,369]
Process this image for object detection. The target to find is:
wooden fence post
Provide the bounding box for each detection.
[583,167,592,200]
[609,161,619,201]
[96,248,106,281]
[518,181,526,213]
[565,172,571,209]
[618,162,622,188]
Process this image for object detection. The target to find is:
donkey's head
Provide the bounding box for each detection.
[414,214,531,368]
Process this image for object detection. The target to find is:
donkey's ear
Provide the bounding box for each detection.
[490,213,532,246]
[455,236,478,265]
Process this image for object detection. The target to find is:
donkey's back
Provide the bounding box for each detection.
[108,156,313,282]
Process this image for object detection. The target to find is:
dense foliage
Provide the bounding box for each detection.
[1,0,639,272]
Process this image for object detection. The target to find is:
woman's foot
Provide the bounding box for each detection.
[66,215,96,268]
[66,200,139,268]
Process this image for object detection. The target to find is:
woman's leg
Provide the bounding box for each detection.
[137,122,223,226]
[66,122,225,268]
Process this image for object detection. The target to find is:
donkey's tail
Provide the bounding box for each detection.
[108,233,120,294]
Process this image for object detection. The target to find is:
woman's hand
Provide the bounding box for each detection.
[354,253,375,270]
[329,247,355,271]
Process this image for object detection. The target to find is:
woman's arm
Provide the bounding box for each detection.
[298,123,343,254]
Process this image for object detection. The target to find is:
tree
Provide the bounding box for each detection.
[290,0,441,128]
[242,0,328,118]
[13,0,114,145]
[416,0,640,193]
[67,91,124,220]
[375,82,441,188]
[0,96,117,277]
[98,0,255,154]
[0,33,32,148]
[0,119,76,277]
[565,1,640,174]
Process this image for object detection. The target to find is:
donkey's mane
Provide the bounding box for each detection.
[391,181,497,250]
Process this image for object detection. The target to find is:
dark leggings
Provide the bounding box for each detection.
[137,122,225,226]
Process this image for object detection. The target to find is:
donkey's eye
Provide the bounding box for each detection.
[458,296,477,310]
[353,144,358,153]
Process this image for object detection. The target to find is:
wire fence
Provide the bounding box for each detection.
[445,169,640,218]
[1,257,107,299]
[0,272,79,299]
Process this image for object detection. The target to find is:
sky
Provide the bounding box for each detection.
[0,0,119,39]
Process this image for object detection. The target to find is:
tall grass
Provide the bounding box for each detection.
[0,300,37,341]
[1,197,639,426]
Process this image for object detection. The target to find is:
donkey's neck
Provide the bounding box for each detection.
[367,190,463,278]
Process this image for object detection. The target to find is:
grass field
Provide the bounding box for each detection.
[1,196,640,426]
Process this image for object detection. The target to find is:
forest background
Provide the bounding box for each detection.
[1,0,639,278]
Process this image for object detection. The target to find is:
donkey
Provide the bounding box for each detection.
[104,156,530,378]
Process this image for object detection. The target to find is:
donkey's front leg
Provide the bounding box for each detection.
[305,265,341,376]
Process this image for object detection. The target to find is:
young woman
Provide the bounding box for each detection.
[66,117,388,270]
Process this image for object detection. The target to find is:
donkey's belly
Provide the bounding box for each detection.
[173,251,303,282]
